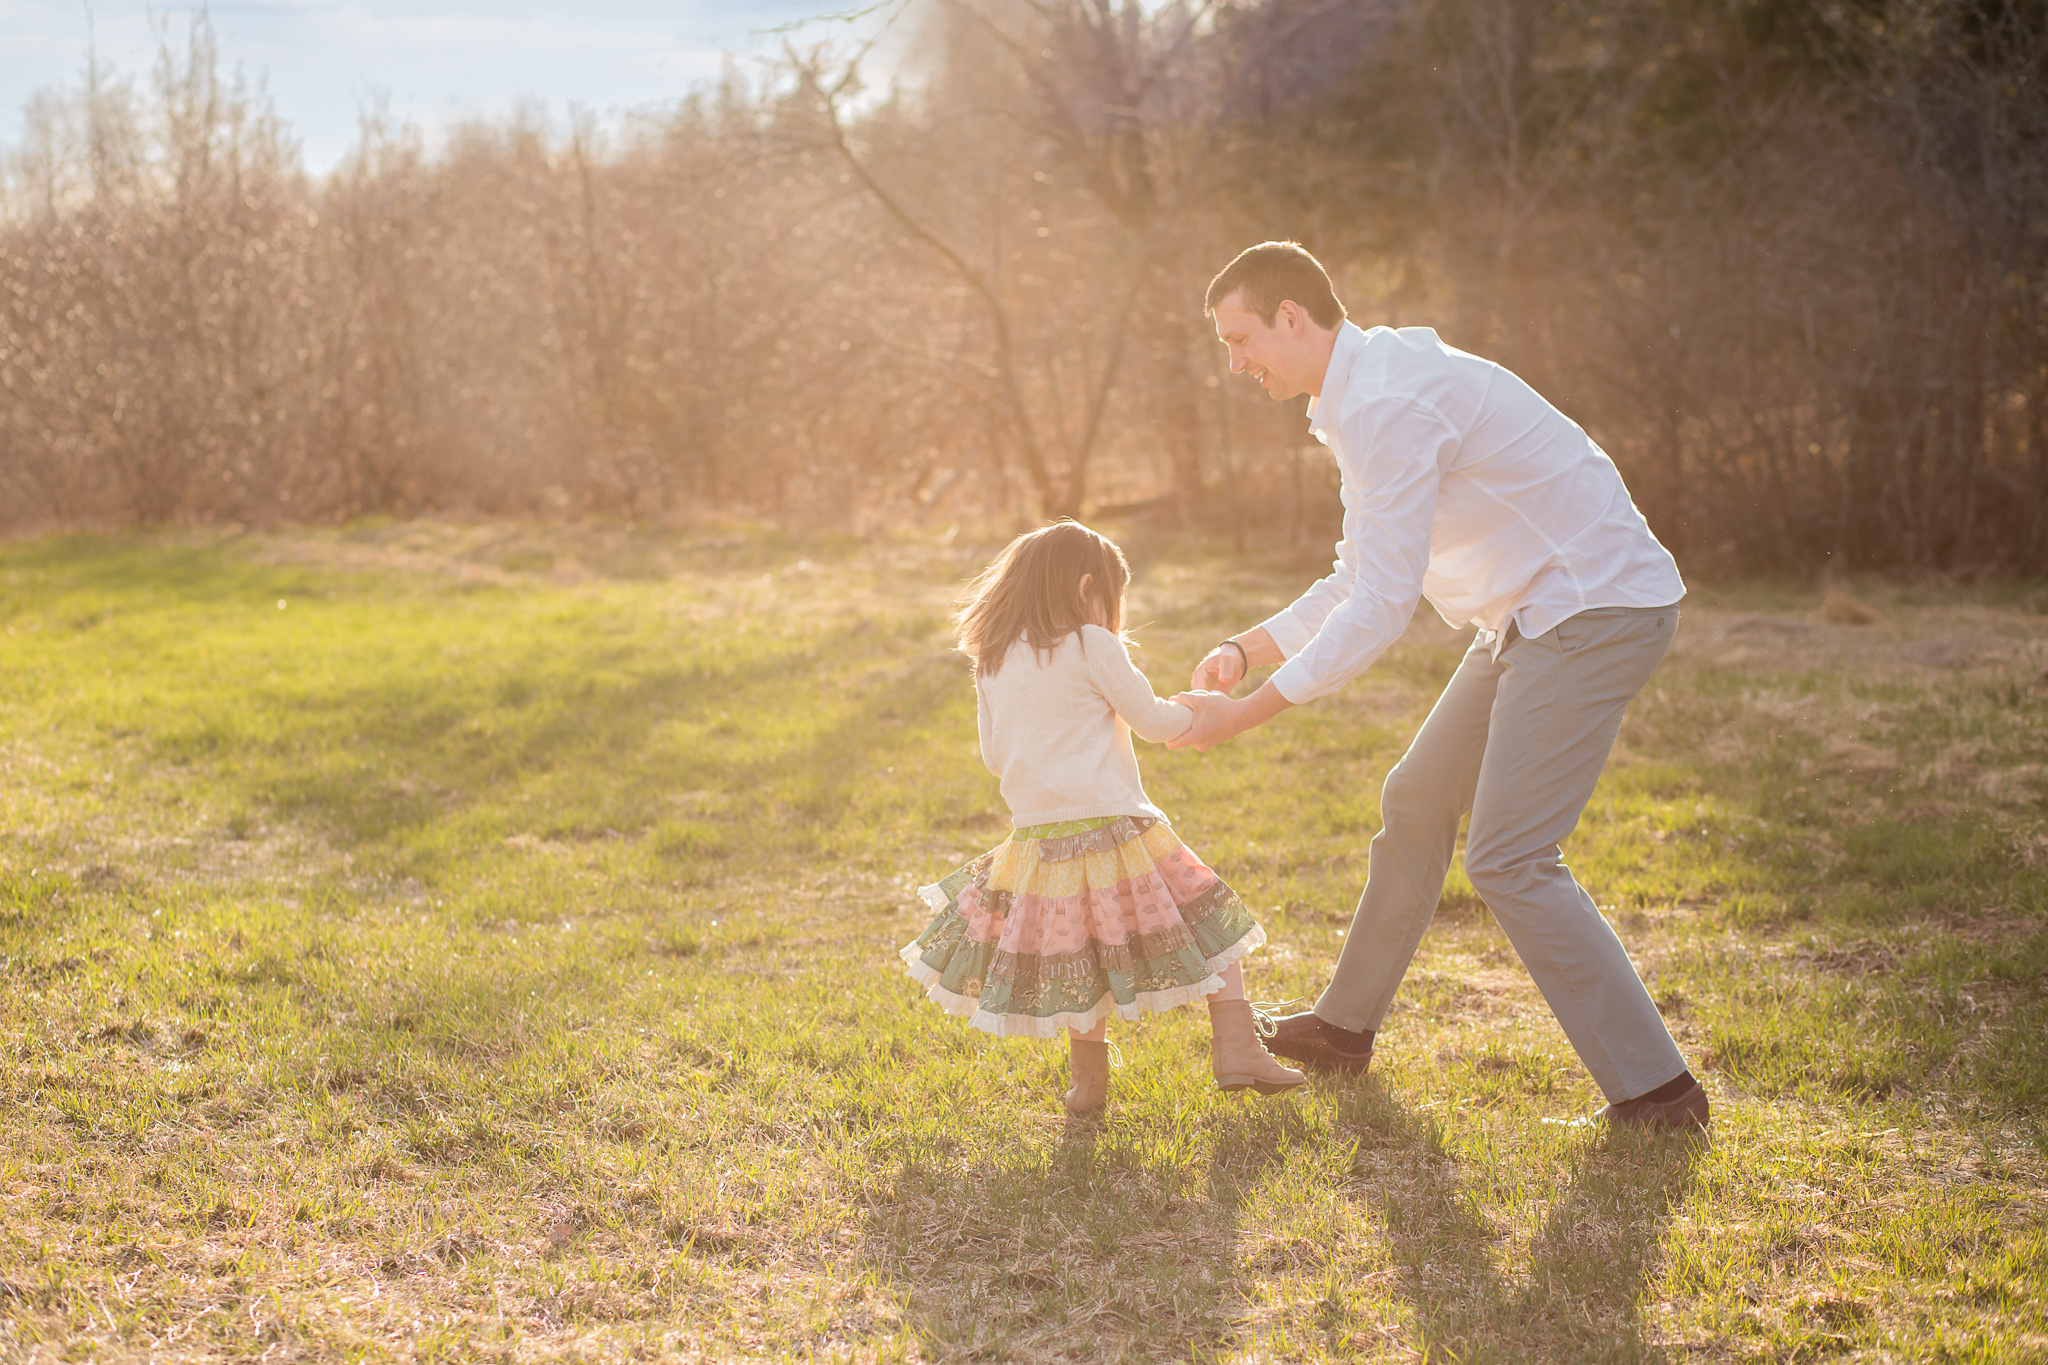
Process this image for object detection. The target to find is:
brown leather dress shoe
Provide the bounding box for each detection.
[1597,1079,1710,1131]
[1261,1011,1374,1074]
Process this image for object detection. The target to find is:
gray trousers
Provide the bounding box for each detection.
[1314,603,1687,1102]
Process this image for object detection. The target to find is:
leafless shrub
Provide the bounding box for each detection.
[1,1,2041,570]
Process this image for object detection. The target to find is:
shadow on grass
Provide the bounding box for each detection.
[1345,1084,1703,1363]
[867,1106,1296,1363]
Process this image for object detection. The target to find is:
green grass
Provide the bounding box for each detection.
[1,520,2044,1362]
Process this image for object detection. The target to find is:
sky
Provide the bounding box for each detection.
[1,1,882,173]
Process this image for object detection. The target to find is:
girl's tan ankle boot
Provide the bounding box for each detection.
[1209,999,1306,1095]
[1064,1037,1110,1117]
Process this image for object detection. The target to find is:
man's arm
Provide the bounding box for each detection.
[1165,680,1292,751]
[1174,398,1457,752]
[1262,399,1454,706]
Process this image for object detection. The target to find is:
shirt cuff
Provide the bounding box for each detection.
[1268,656,1328,705]
[1256,608,1318,660]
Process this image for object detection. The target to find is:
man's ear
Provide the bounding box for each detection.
[1277,299,1302,334]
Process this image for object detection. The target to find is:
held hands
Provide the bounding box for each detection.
[1177,639,1249,751]
[1171,629,1292,751]
[1165,690,1239,751]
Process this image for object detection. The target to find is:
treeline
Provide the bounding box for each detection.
[3,0,2044,572]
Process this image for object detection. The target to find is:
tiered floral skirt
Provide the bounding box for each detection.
[899,814,1265,1038]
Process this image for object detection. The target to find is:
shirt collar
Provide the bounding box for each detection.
[1304,320,1370,440]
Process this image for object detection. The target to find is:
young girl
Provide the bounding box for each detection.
[899,520,1303,1116]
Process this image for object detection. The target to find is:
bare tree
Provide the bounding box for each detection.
[1,0,2041,571]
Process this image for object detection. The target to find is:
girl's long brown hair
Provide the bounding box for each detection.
[956,520,1130,676]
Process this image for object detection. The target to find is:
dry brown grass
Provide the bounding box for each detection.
[1818,590,1885,626]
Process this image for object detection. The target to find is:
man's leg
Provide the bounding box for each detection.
[1307,632,1501,1032]
[1461,606,1687,1103]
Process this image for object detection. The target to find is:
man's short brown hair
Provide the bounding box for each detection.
[1204,241,1347,329]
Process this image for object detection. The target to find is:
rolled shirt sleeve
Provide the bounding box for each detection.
[1262,398,1460,704]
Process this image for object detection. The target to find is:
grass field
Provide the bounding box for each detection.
[2,522,2045,1363]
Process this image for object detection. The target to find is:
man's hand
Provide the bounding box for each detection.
[1188,627,1280,693]
[1190,647,1245,693]
[1166,681,1294,751]
[1167,690,1233,750]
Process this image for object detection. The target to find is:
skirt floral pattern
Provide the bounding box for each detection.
[899,814,1266,1038]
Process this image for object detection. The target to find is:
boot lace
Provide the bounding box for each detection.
[1246,997,1305,1039]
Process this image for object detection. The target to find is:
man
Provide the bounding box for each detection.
[1169,241,1705,1130]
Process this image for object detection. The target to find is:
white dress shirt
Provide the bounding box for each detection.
[1260,321,1684,704]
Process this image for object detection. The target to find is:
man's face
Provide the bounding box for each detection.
[1212,290,1316,401]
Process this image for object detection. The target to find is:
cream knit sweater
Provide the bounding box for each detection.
[976,625,1195,827]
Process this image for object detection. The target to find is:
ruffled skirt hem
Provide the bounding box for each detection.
[899,922,1267,1038]
[898,816,1268,1038]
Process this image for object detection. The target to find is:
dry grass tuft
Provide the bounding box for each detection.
[1819,589,1885,625]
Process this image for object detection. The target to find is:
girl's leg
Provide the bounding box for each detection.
[1210,961,1303,1094]
[1064,1020,1109,1117]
